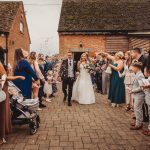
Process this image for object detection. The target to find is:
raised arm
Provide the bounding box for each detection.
[109,60,124,72]
[100,52,115,61]
[23,60,39,81]
[34,61,44,80]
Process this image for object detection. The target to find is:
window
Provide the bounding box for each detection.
[20,22,24,33]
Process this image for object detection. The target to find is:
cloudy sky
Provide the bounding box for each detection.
[3,0,62,55]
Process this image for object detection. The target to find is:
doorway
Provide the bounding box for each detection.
[74,52,83,62]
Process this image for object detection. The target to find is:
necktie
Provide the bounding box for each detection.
[69,60,72,66]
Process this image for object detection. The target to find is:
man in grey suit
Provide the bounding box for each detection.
[129,62,145,130]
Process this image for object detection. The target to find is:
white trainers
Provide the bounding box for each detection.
[46,99,52,103]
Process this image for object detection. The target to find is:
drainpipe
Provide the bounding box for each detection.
[5,33,9,65]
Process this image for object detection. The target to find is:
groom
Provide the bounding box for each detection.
[60,51,77,106]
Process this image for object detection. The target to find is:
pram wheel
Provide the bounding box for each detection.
[29,121,37,135]
[36,115,40,128]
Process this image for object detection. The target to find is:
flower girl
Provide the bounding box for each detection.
[44,70,53,102]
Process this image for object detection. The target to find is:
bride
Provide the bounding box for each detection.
[72,53,95,104]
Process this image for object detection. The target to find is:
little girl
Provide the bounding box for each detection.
[44,70,53,102]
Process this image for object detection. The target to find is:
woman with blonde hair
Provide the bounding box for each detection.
[101,51,125,107]
[72,53,95,105]
[28,52,45,99]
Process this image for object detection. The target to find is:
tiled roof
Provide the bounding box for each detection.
[0,1,21,33]
[58,0,150,32]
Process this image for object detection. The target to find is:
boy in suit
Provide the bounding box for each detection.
[129,62,145,130]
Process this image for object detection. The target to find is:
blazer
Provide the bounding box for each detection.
[59,59,77,80]
[132,71,145,100]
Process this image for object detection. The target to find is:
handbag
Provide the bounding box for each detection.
[105,66,112,74]
[0,90,6,103]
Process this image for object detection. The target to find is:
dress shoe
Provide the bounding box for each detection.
[130,122,135,126]
[68,102,72,106]
[130,125,143,130]
[50,94,55,98]
[39,103,46,108]
[142,130,150,136]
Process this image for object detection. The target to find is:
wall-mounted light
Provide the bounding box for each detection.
[79,41,83,48]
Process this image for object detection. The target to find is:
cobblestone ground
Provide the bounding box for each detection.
[1,86,150,150]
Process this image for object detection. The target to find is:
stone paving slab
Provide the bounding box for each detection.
[0,87,150,150]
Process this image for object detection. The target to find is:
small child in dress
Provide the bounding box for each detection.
[129,62,145,130]
[142,67,150,136]
[44,70,53,102]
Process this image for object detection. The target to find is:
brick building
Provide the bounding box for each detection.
[58,0,150,61]
[0,1,30,64]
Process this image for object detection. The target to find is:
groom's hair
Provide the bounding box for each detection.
[68,51,73,54]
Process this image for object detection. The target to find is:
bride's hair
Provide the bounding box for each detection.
[80,53,87,62]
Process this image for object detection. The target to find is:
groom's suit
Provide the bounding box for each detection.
[60,59,77,103]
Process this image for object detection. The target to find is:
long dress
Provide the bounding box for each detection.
[72,63,95,105]
[108,62,125,104]
[13,59,38,99]
[0,63,11,140]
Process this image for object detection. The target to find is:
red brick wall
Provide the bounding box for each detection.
[0,36,5,48]
[59,34,106,55]
[0,4,30,64]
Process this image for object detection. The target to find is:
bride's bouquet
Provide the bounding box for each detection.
[83,63,95,73]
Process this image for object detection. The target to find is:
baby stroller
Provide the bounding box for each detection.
[8,81,40,135]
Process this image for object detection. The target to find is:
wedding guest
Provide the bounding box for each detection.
[95,55,105,93]
[118,51,135,111]
[103,51,125,107]
[142,67,150,135]
[28,52,45,100]
[38,57,47,108]
[142,51,150,135]
[0,62,24,144]
[89,58,96,86]
[131,48,148,73]
[44,70,53,102]
[13,49,39,99]
[102,58,110,95]
[131,48,149,122]
[130,62,145,130]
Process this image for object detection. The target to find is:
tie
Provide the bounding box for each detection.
[69,60,72,66]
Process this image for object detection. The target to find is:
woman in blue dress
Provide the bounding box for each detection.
[102,52,125,107]
[13,49,39,99]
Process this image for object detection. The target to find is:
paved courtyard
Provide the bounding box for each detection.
[1,87,150,150]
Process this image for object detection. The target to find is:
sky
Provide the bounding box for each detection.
[3,0,62,55]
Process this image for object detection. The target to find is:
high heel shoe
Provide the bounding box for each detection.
[0,138,6,145]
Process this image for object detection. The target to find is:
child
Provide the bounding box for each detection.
[44,70,53,102]
[129,62,145,130]
[142,67,150,136]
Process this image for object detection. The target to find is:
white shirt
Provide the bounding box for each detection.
[68,59,74,78]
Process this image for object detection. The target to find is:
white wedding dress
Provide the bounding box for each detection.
[72,63,95,104]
